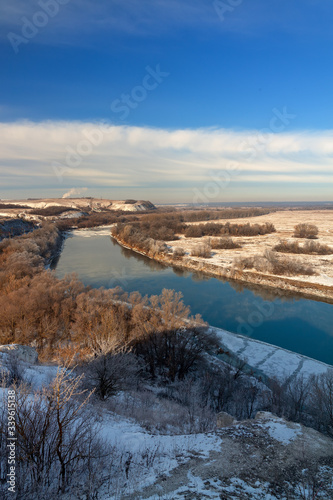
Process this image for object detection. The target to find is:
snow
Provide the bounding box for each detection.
[97,412,223,496]
[60,211,85,219]
[24,364,59,390]
[213,327,246,354]
[144,475,281,499]
[305,273,333,286]
[212,326,332,382]
[72,226,113,238]
[301,358,330,377]
[263,420,302,444]
[0,349,59,390]
[222,478,280,500]
[234,340,277,363]
[259,349,302,379]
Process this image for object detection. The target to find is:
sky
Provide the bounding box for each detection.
[0,0,332,203]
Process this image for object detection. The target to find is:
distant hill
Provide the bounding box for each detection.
[0,198,156,213]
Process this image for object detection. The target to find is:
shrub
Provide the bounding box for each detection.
[0,203,30,209]
[190,243,212,258]
[274,239,332,255]
[149,240,168,256]
[303,240,332,254]
[173,247,186,259]
[184,221,275,238]
[84,349,140,400]
[210,237,241,249]
[0,369,107,497]
[132,327,218,381]
[294,223,319,239]
[234,249,315,276]
[29,206,83,216]
[184,225,204,238]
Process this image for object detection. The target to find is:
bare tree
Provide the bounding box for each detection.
[2,368,113,497]
[310,369,333,437]
[84,347,140,400]
[284,375,311,422]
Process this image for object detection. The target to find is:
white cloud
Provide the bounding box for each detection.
[0,121,332,201]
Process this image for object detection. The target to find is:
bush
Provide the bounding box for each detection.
[185,225,205,238]
[274,239,332,255]
[0,203,30,209]
[132,327,218,381]
[184,221,275,238]
[29,206,83,216]
[294,223,319,239]
[190,243,212,258]
[149,240,169,256]
[234,249,315,276]
[84,349,140,400]
[173,247,186,259]
[0,369,108,497]
[210,237,241,249]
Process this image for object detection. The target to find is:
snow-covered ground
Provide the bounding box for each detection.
[1,346,333,499]
[98,412,223,497]
[71,226,114,237]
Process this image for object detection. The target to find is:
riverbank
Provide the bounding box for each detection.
[212,326,332,382]
[112,234,333,304]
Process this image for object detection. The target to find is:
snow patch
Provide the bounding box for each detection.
[264,420,302,444]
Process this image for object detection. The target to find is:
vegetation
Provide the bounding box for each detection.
[0,224,332,498]
[0,203,30,209]
[56,211,133,231]
[210,237,242,249]
[172,247,186,259]
[274,239,332,255]
[185,221,276,238]
[234,249,315,276]
[2,355,332,498]
[112,217,275,259]
[294,223,319,239]
[190,243,212,258]
[0,225,203,357]
[29,206,85,216]
[177,207,273,221]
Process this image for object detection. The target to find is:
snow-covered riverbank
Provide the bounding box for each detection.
[212,327,332,382]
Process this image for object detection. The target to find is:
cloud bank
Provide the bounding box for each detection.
[0,121,332,202]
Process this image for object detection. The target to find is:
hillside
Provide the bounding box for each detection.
[1,346,332,499]
[0,198,156,214]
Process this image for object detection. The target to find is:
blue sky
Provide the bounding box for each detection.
[0,0,332,202]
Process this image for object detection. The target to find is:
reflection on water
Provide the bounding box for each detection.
[54,228,333,365]
[118,244,167,272]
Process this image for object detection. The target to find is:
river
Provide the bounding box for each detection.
[52,227,333,365]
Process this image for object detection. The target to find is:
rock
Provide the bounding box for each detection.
[0,344,38,364]
[216,411,235,428]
